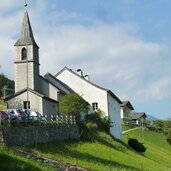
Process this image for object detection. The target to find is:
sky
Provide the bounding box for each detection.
[0,0,171,119]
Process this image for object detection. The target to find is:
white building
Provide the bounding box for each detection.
[55,67,122,140]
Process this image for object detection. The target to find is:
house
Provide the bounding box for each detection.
[55,67,123,140]
[120,101,134,123]
[129,112,147,126]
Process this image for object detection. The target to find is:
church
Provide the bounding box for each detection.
[5,8,122,140]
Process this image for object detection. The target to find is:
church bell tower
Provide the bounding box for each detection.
[14,9,40,93]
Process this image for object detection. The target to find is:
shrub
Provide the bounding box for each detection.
[128,138,146,152]
[79,122,98,142]
[85,109,111,132]
[165,129,171,144]
[59,93,89,123]
[146,124,163,132]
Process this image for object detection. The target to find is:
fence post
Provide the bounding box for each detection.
[51,115,53,122]
[74,115,76,124]
[56,115,58,123]
[61,115,63,124]
[69,115,72,124]
[65,115,68,124]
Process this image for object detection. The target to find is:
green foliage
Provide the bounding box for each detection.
[79,110,110,142]
[128,138,146,152]
[147,119,171,145]
[85,109,111,132]
[79,109,111,141]
[152,120,164,131]
[79,122,98,142]
[59,93,89,122]
[165,129,171,144]
[143,120,151,127]
[0,73,14,97]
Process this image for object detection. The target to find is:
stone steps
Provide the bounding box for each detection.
[14,149,88,171]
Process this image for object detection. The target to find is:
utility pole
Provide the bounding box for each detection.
[3,86,15,99]
[25,0,29,110]
[141,119,144,141]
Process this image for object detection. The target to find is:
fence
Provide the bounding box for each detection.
[0,114,76,127]
[49,114,76,124]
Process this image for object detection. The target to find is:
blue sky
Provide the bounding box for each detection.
[0,0,171,119]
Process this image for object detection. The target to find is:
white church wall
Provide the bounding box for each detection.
[108,94,122,140]
[56,69,109,115]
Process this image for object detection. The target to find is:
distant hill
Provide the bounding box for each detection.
[146,114,158,121]
[0,73,14,98]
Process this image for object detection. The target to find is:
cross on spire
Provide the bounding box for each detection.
[24,0,28,11]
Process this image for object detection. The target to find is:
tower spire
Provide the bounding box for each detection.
[14,3,38,48]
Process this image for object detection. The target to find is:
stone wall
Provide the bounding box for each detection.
[14,149,88,171]
[3,125,79,146]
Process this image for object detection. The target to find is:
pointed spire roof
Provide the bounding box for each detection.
[15,11,38,47]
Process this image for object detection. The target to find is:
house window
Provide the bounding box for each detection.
[21,47,27,60]
[23,101,30,109]
[92,102,98,110]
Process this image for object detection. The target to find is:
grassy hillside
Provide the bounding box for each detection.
[0,100,7,110]
[0,143,55,171]
[27,129,171,171]
[123,126,171,169]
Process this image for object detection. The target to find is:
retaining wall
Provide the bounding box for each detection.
[3,125,79,146]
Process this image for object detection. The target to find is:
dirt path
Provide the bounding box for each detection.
[122,127,140,134]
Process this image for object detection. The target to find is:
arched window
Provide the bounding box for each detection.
[21,47,27,60]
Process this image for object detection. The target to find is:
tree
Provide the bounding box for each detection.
[0,73,14,98]
[59,93,89,122]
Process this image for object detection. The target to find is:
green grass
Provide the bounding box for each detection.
[0,143,55,171]
[0,100,7,110]
[123,127,171,169]
[122,124,137,131]
[27,129,171,171]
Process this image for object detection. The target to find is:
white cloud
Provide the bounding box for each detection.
[0,0,20,12]
[135,77,171,101]
[34,22,171,104]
